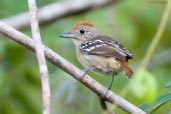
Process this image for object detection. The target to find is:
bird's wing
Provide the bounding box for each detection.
[79,36,133,61]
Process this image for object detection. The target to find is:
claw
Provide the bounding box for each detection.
[81,67,95,77]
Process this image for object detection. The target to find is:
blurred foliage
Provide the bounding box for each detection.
[131,68,158,102]
[165,81,171,88]
[0,0,171,114]
[139,92,171,113]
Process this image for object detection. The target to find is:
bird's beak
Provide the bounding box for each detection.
[60,32,76,39]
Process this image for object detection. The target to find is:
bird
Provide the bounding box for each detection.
[60,20,133,92]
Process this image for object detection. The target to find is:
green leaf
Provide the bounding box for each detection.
[139,92,171,113]
[131,68,158,102]
[165,81,171,88]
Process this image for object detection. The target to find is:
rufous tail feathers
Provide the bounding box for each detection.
[116,60,133,78]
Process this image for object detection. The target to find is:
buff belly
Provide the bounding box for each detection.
[77,52,122,76]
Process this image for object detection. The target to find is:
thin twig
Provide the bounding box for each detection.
[0,21,146,114]
[28,0,50,114]
[140,0,171,69]
[1,0,117,30]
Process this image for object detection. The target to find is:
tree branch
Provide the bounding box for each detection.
[1,0,117,30]
[0,21,146,114]
[28,0,50,114]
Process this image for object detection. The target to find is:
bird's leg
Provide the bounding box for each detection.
[82,67,95,77]
[99,72,115,110]
[105,72,115,95]
[99,74,114,112]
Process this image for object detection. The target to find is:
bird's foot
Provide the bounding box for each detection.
[81,67,95,77]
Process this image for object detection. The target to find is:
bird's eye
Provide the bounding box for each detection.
[80,29,85,34]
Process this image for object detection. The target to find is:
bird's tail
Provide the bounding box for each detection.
[116,60,133,78]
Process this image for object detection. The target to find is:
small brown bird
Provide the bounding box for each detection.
[60,20,133,91]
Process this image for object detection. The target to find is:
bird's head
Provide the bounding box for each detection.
[60,21,102,46]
